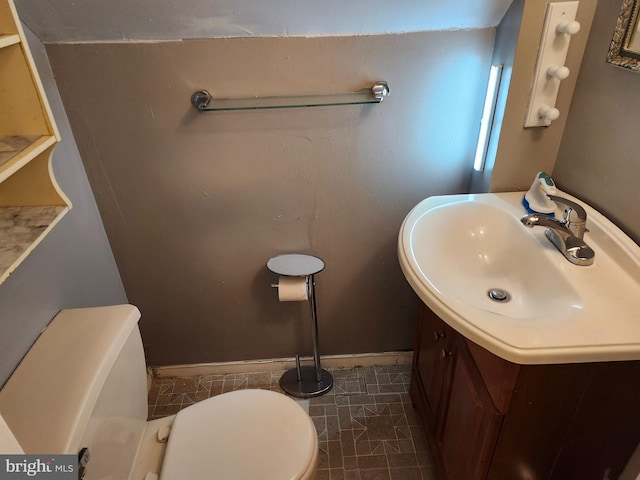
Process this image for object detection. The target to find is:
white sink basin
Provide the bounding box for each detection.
[398,191,640,364]
[411,199,582,321]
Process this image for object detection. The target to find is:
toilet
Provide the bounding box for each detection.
[0,305,319,480]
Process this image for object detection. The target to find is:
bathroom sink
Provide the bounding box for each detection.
[410,199,581,321]
[398,191,640,364]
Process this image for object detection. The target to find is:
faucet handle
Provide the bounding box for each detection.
[547,195,587,223]
[547,195,587,239]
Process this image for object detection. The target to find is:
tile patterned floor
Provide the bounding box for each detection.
[148,365,437,480]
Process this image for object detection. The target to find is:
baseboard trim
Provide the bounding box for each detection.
[150,351,413,378]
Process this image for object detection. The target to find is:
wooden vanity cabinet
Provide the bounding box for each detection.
[412,303,451,432]
[410,302,640,480]
[411,305,503,479]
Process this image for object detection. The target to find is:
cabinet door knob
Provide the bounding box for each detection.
[441,348,452,360]
[433,330,446,342]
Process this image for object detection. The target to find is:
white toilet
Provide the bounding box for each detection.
[0,305,319,480]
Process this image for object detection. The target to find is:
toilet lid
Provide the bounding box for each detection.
[160,389,318,480]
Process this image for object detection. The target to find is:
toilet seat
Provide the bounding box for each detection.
[159,389,318,480]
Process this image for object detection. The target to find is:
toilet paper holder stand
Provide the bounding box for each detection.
[267,254,334,398]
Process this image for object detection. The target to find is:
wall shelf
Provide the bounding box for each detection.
[0,33,19,48]
[0,206,68,283]
[0,135,55,180]
[0,0,71,284]
[191,81,390,112]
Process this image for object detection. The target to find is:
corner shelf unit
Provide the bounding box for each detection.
[0,0,71,284]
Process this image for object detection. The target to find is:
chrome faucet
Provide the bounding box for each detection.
[520,196,594,266]
[547,195,587,239]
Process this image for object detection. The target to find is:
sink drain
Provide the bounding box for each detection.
[488,288,511,302]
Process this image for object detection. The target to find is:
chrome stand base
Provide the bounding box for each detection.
[279,366,334,399]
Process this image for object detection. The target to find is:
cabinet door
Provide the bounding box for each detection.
[413,305,451,431]
[438,336,502,480]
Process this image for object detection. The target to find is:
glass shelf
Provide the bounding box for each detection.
[191,81,389,112]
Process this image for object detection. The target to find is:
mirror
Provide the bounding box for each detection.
[607,0,640,71]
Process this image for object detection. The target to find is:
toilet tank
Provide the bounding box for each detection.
[0,305,148,479]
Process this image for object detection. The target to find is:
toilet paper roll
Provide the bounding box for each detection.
[277,276,309,302]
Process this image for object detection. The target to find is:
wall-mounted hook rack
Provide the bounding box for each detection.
[191,81,389,112]
[524,1,580,127]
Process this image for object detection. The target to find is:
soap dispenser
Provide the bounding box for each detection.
[523,171,557,215]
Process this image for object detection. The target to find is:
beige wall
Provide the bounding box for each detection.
[5,0,623,376]
[474,0,598,193]
[471,0,524,193]
[554,0,640,246]
[47,31,495,366]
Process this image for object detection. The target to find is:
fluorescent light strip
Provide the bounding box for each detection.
[474,64,503,172]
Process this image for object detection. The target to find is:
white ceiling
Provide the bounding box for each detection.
[15,0,514,43]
